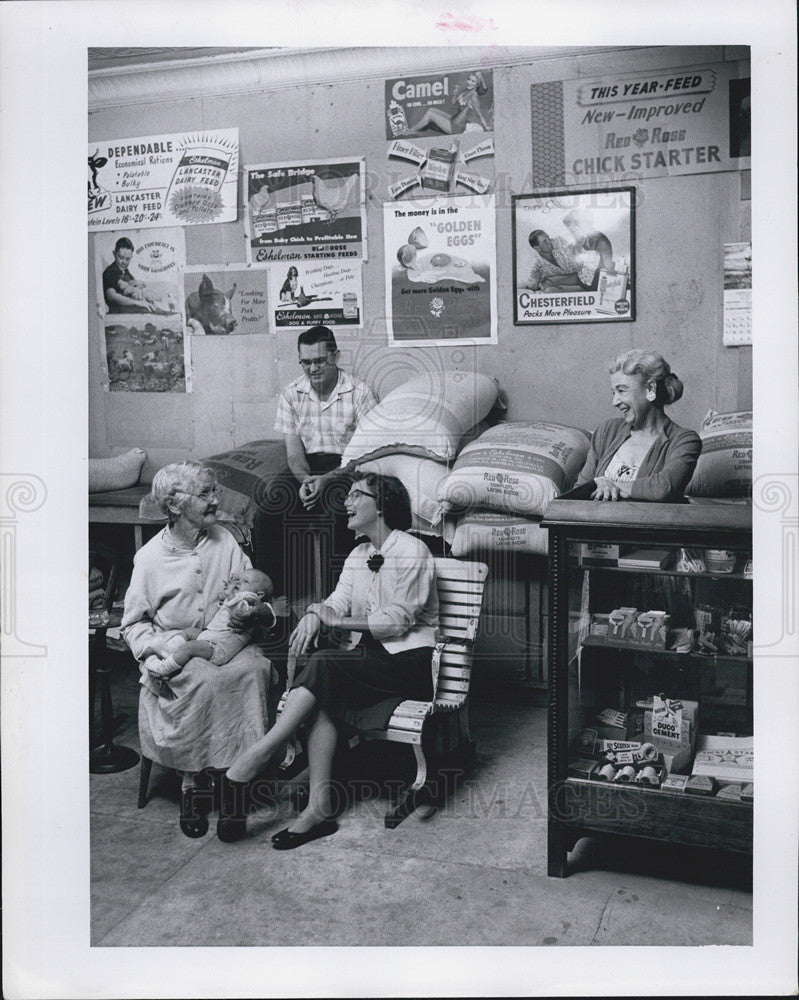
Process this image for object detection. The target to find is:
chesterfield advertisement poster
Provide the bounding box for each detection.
[384,194,497,346]
[512,188,635,325]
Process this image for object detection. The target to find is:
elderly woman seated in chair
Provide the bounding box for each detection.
[121,461,276,840]
[220,473,439,849]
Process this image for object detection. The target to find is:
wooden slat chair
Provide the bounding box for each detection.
[373,557,489,827]
[277,557,489,828]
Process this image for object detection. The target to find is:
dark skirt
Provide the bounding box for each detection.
[291,633,434,732]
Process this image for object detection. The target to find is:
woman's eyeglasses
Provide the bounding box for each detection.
[347,488,376,502]
[177,486,217,500]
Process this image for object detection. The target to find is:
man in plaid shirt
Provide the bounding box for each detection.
[272,325,377,594]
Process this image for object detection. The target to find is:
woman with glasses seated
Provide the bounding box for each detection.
[121,461,276,840]
[220,473,439,849]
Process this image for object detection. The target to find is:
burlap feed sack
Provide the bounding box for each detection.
[687,410,752,497]
[439,421,590,517]
[451,510,549,557]
[341,371,499,465]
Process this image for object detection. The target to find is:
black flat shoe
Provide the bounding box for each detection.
[179,788,209,839]
[216,773,248,843]
[271,820,338,850]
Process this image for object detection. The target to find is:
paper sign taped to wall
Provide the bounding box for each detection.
[88,129,239,230]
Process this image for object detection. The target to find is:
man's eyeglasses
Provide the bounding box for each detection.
[347,488,376,502]
[299,355,332,370]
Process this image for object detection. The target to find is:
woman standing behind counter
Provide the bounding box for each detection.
[575,349,701,502]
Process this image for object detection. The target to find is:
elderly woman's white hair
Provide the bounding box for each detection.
[610,349,685,407]
[150,461,216,521]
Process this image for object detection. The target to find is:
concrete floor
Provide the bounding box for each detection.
[90,649,752,948]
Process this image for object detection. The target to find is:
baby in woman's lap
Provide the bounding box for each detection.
[144,568,288,678]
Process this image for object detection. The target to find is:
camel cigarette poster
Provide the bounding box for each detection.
[245,158,366,264]
[95,227,191,392]
[512,188,635,325]
[88,129,239,230]
[386,133,496,202]
[183,266,270,336]
[384,194,497,346]
[384,69,494,139]
[268,261,363,330]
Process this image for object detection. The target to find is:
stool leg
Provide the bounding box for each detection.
[89,627,140,775]
[138,756,153,808]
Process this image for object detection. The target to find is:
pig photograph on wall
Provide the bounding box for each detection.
[183,265,270,336]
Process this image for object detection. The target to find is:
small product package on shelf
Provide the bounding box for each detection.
[590,613,611,637]
[667,627,696,653]
[694,603,723,654]
[617,548,673,569]
[594,706,645,741]
[607,607,638,642]
[691,734,753,786]
[685,774,717,796]
[641,694,698,774]
[634,763,666,786]
[675,548,706,573]
[715,782,745,801]
[704,548,736,573]
[661,773,690,793]
[597,739,645,762]
[571,726,600,756]
[568,757,600,780]
[628,610,671,648]
[720,606,753,655]
[579,542,620,565]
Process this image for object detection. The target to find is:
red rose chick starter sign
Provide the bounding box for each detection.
[534,62,750,184]
[88,130,239,230]
[384,194,497,346]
